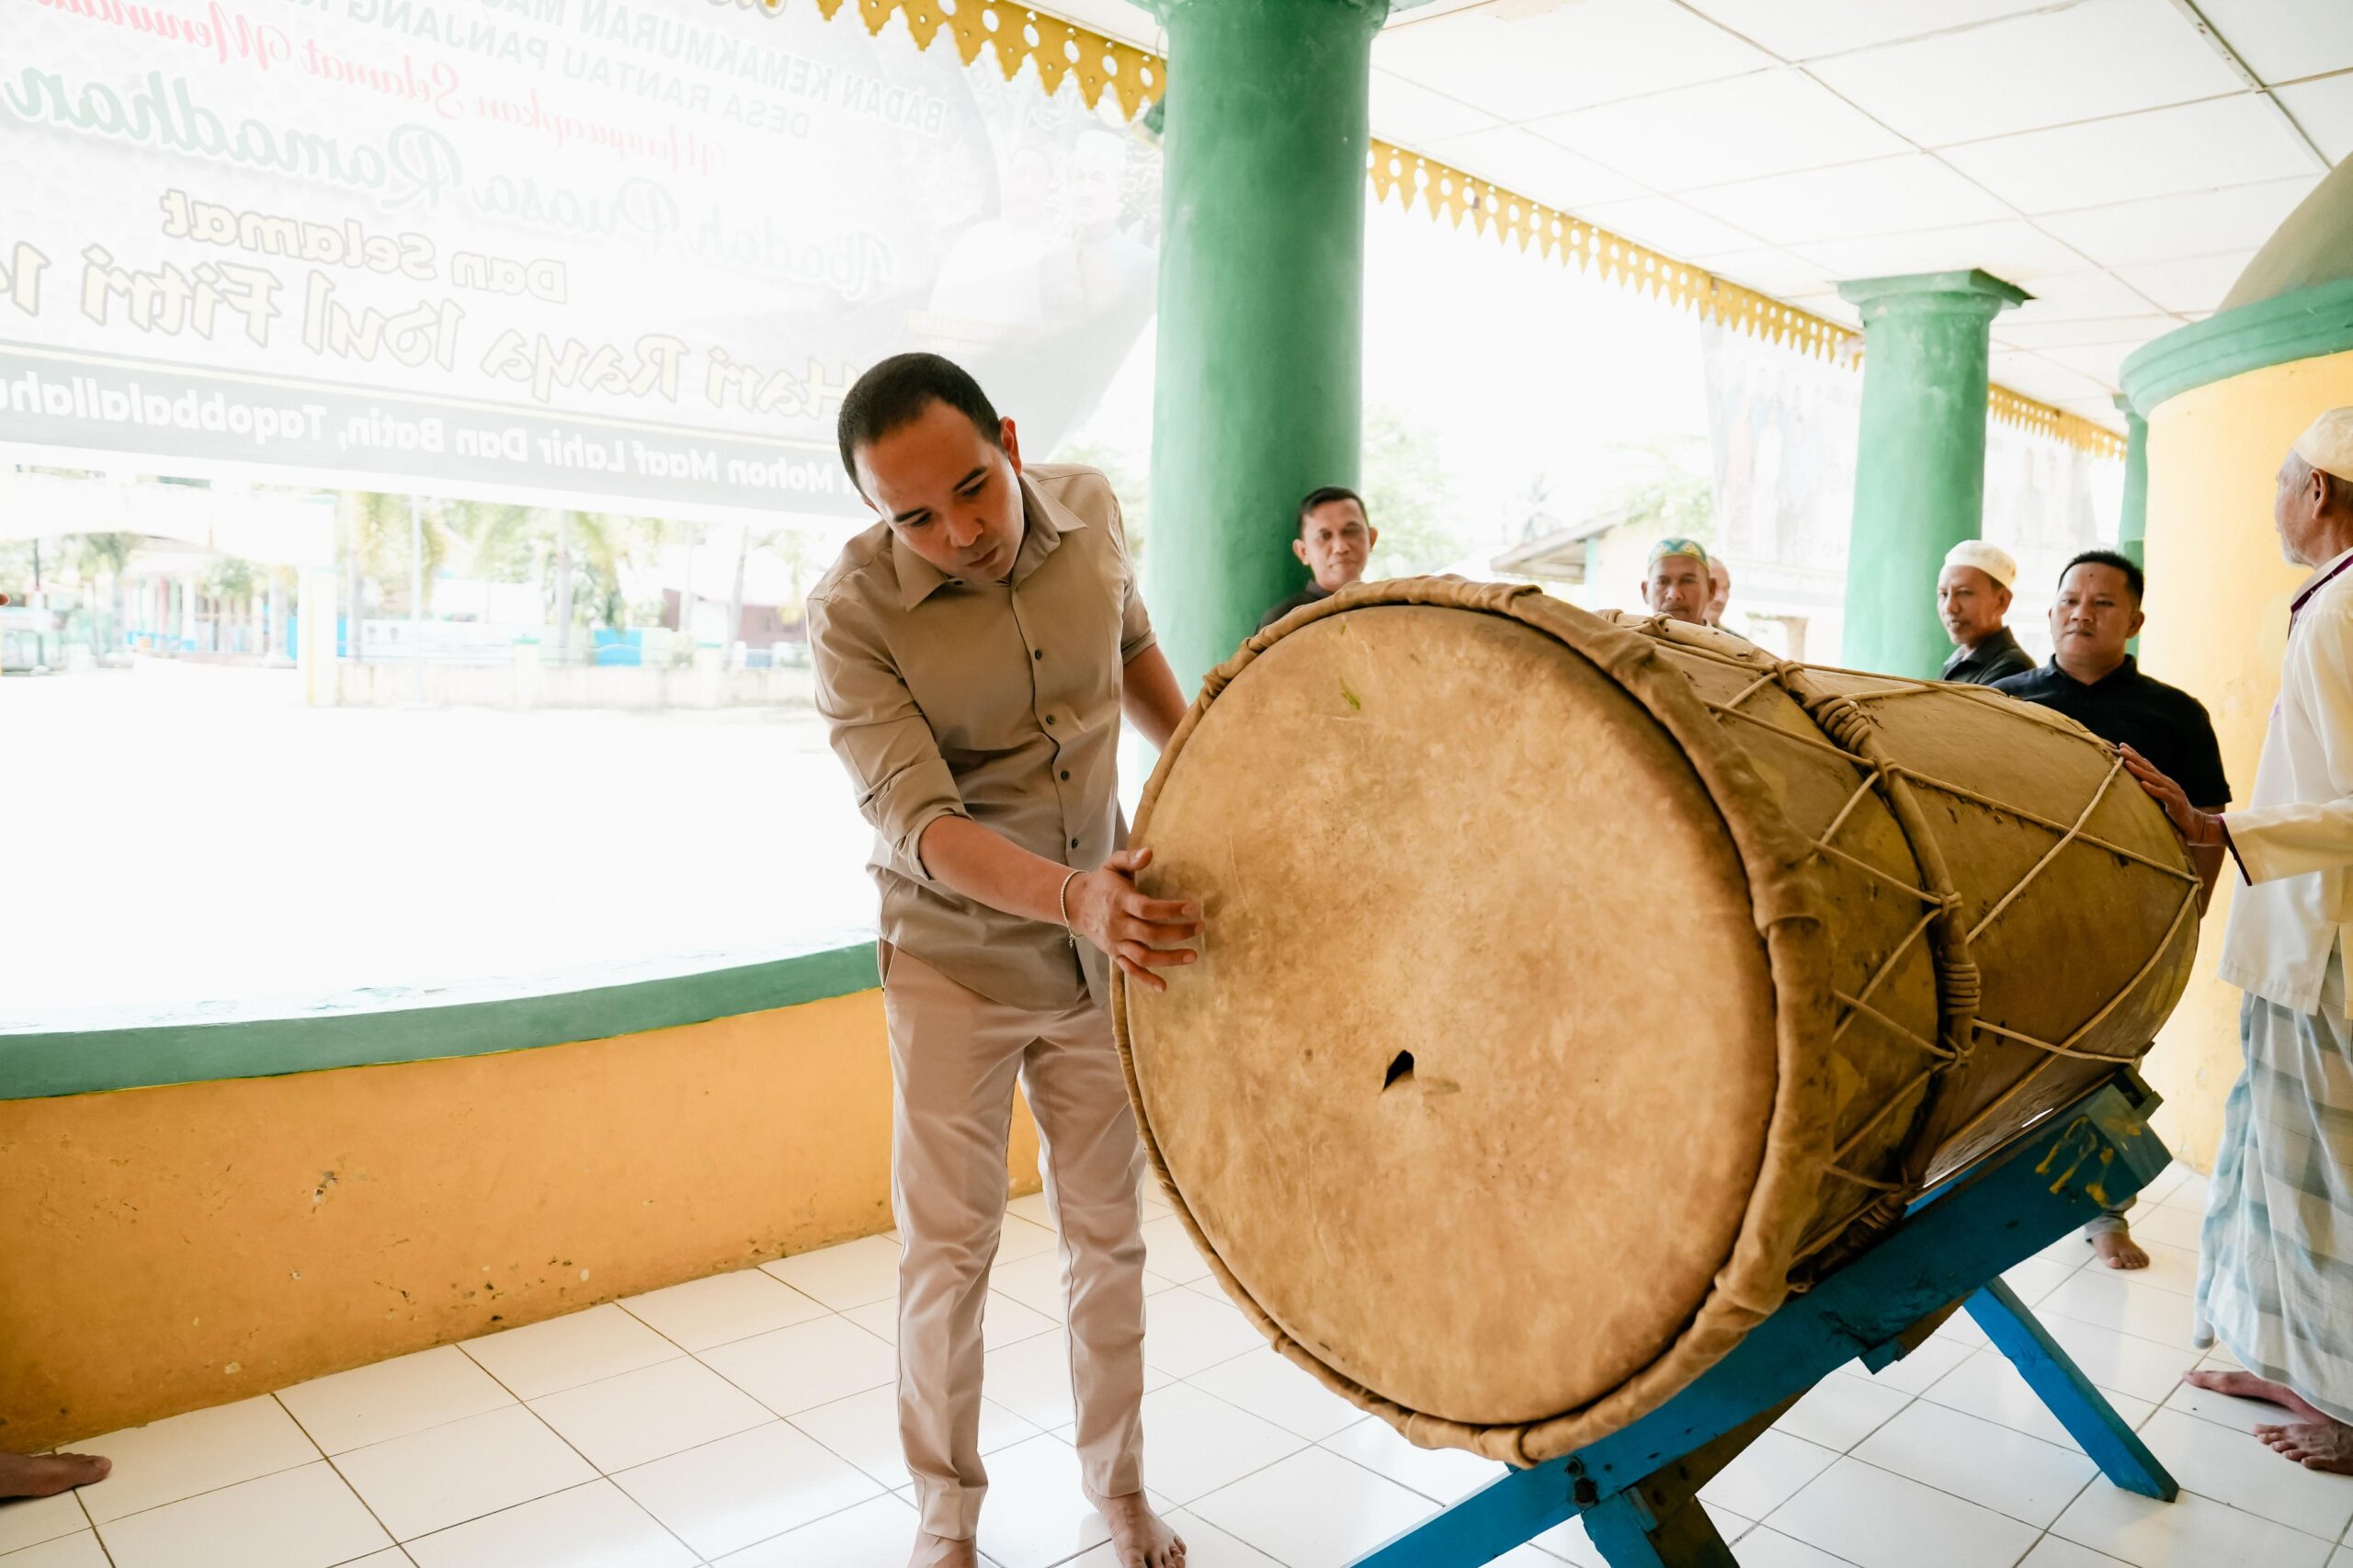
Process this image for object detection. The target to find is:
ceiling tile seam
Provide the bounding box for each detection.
[2164,0,2333,171]
[2267,65,2353,92]
[1920,85,2282,155]
[2026,175,2320,223]
[1665,17,2179,325]
[1758,0,2100,71]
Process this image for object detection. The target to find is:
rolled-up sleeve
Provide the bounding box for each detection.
[1110,494,1156,665]
[806,588,964,879]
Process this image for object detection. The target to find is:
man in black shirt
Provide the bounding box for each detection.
[1994,548,2230,1270]
[1257,486,1378,631]
[1938,539,2035,685]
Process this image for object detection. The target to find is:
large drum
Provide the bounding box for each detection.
[1115,577,2199,1464]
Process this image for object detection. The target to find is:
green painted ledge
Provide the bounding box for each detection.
[2121,276,2353,415]
[0,942,879,1102]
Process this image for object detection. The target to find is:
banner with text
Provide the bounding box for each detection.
[0,0,1160,518]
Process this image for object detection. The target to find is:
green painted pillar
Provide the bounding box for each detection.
[2118,394,2147,653]
[1837,269,2028,677]
[2116,394,2148,571]
[1144,0,1388,690]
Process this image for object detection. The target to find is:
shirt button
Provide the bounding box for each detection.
[1045,714,1055,725]
[1061,769,1070,780]
[1069,837,1079,849]
[1032,649,1043,660]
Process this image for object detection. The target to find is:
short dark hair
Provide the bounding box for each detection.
[2060,549,2144,603]
[835,353,1003,487]
[1298,485,1368,536]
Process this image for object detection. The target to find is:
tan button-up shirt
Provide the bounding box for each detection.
[806,463,1154,1012]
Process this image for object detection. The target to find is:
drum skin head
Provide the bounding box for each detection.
[1122,603,1779,1426]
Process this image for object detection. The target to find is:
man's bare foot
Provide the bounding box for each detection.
[1091,1488,1185,1568]
[2185,1369,2331,1422]
[906,1529,979,1568]
[0,1451,110,1501]
[2256,1417,2353,1473]
[2089,1230,2149,1269]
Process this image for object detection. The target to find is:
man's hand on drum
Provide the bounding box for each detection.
[2121,744,2225,846]
[1068,847,1202,992]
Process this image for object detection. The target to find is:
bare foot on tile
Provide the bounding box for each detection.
[0,1451,109,1500]
[1092,1488,1185,1568]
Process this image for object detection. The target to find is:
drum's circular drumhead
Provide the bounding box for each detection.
[1125,603,1779,1427]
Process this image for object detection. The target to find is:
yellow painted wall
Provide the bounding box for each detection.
[0,989,1042,1450]
[2137,348,2353,1168]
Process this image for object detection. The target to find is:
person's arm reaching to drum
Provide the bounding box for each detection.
[921,640,1195,991]
[816,593,1202,994]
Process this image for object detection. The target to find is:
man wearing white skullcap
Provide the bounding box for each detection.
[1937,539,2033,684]
[2129,406,2353,1473]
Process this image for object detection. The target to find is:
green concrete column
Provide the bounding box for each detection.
[1144,0,1388,691]
[2116,393,2148,571]
[1837,269,2028,676]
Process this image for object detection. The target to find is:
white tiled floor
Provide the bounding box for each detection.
[10,1164,2353,1567]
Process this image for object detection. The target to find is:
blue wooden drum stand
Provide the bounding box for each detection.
[1353,1075,2178,1568]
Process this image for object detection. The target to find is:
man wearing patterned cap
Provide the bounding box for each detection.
[2129,406,2353,1472]
[1938,539,2034,685]
[1641,538,1714,627]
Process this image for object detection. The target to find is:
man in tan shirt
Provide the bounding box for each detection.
[806,352,1199,1568]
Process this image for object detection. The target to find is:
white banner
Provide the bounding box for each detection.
[1,0,1160,519]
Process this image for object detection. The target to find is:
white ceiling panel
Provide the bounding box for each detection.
[1810,0,2243,149]
[1677,154,2013,245]
[1940,95,2321,212]
[1370,68,1502,147]
[1578,197,1766,258]
[1422,126,1648,209]
[2192,0,2353,85]
[1994,313,2183,349]
[1675,0,2044,62]
[1526,68,1904,192]
[2113,249,2262,313]
[2036,177,2321,267]
[2001,268,2171,322]
[1785,290,1864,330]
[1791,219,2092,286]
[2277,74,2353,165]
[1371,0,1769,121]
[1696,246,1841,301]
[1989,350,2120,402]
[2040,342,2138,387]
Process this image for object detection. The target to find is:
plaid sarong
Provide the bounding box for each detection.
[2198,950,2353,1424]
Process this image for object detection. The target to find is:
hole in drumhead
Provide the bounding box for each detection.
[1382,1051,1415,1091]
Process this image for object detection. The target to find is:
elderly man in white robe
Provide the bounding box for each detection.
[2126,405,2353,1473]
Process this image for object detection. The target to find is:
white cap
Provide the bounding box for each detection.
[1942,539,2017,590]
[2292,407,2353,483]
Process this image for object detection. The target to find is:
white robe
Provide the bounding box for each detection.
[2200,542,2353,1416]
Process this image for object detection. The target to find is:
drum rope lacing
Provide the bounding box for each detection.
[1636,622,2200,1253]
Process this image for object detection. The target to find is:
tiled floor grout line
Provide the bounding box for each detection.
[273,1387,416,1567]
[438,1330,715,1565]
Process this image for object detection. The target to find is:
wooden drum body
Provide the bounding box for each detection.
[1115,579,2198,1464]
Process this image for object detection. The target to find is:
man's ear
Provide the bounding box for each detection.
[1995,586,2012,614]
[2130,607,2147,640]
[999,415,1023,475]
[1292,538,1309,566]
[1366,526,1379,551]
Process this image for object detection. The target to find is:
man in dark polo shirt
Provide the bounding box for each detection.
[1995,547,2229,1271]
[1938,539,2035,685]
[1258,486,1377,631]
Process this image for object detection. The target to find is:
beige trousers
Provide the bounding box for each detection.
[881,946,1149,1539]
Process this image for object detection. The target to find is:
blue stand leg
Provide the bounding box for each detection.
[1349,1077,2178,1568]
[1965,1278,2177,1500]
